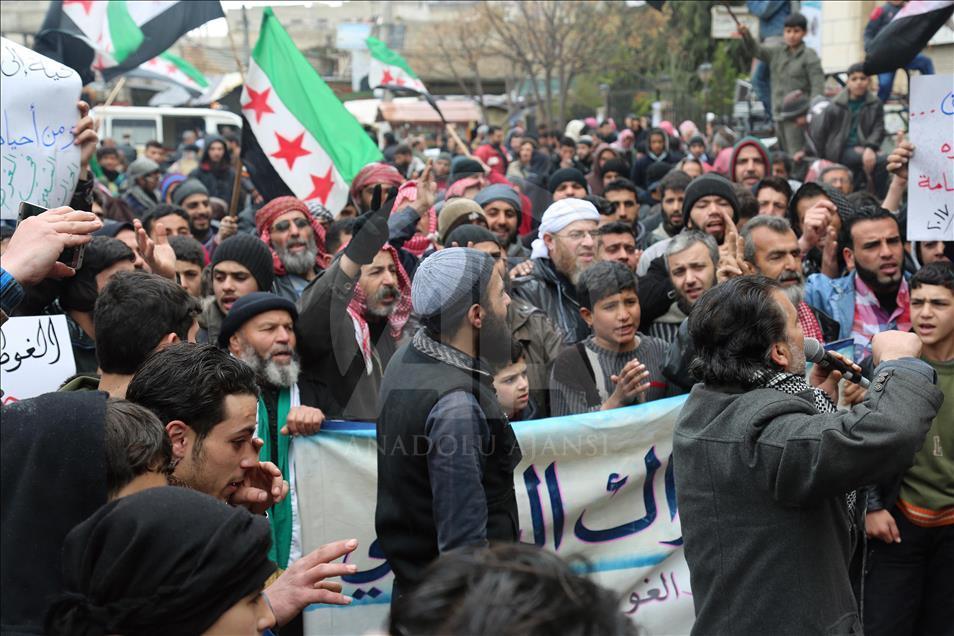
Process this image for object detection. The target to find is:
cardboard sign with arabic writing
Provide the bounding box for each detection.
[0,38,82,220]
[1,315,76,404]
[294,396,694,635]
[908,74,954,241]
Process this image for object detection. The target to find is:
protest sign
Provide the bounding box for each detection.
[0,38,82,221]
[907,74,954,241]
[294,395,694,636]
[0,315,76,404]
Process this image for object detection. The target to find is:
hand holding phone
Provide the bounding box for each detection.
[6,204,102,286]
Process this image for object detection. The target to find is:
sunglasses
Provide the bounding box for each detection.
[272,217,310,232]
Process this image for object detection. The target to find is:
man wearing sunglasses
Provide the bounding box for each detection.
[255,197,331,301]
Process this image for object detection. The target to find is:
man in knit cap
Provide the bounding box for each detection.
[437,198,487,246]
[473,183,528,259]
[376,247,520,606]
[172,178,237,257]
[298,191,413,421]
[547,168,589,201]
[513,198,601,344]
[120,158,161,218]
[255,196,330,301]
[197,233,275,345]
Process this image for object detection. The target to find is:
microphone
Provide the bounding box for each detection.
[804,338,870,388]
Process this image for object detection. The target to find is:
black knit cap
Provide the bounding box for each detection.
[217,291,298,349]
[211,234,274,293]
[547,168,588,194]
[682,173,739,226]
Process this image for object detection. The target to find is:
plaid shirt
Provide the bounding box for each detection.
[797,301,825,343]
[852,275,911,361]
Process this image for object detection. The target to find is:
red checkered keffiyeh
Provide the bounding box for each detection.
[797,301,824,343]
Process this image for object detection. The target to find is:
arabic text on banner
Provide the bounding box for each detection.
[0,38,82,221]
[1,315,76,404]
[293,395,695,636]
[907,74,954,241]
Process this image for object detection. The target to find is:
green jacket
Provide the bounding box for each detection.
[742,31,825,121]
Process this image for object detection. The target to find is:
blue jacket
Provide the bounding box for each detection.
[805,271,857,341]
[746,1,791,39]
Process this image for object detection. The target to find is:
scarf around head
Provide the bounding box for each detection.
[349,162,404,209]
[391,180,437,257]
[530,198,600,259]
[347,244,412,374]
[256,196,331,274]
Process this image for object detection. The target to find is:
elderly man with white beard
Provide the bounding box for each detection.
[219,292,326,574]
[741,215,841,344]
[255,197,331,301]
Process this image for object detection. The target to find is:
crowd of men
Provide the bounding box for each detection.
[0,5,950,633]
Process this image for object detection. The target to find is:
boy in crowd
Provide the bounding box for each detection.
[549,261,680,416]
[492,340,538,421]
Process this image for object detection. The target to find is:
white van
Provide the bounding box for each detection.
[91,106,241,151]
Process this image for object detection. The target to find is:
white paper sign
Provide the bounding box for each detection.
[907,74,954,241]
[0,315,76,404]
[295,396,694,635]
[0,37,82,220]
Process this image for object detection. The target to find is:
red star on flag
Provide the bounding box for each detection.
[380,69,394,85]
[395,76,405,87]
[242,86,275,124]
[63,0,94,15]
[306,166,335,204]
[92,53,107,71]
[166,62,179,75]
[270,132,311,170]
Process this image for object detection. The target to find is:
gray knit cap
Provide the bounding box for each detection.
[411,248,496,319]
[126,158,160,180]
[172,179,209,206]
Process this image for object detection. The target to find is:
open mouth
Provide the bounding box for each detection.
[221,296,238,310]
[615,325,635,336]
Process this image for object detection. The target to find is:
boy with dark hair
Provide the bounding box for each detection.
[142,204,191,239]
[491,340,537,421]
[755,175,793,217]
[168,235,206,298]
[549,260,679,416]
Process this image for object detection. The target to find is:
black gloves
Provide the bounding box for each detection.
[345,185,398,266]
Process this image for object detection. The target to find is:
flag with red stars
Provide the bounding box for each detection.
[132,51,209,95]
[34,0,223,85]
[240,8,382,213]
[366,36,427,94]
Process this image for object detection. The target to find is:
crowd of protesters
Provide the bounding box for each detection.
[0,5,950,634]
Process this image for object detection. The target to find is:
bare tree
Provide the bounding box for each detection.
[431,17,499,123]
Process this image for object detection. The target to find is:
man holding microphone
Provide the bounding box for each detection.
[673,275,943,635]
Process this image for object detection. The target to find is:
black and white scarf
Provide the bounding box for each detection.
[755,371,858,524]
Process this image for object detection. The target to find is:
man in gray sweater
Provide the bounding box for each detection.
[674,275,943,635]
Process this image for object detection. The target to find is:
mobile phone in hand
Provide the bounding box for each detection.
[16,202,85,270]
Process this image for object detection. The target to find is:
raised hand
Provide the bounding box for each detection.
[264,538,359,626]
[133,218,176,280]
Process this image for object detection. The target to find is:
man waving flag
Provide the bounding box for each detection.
[366,36,427,93]
[240,8,382,214]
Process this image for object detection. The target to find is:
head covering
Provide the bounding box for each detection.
[448,157,485,185]
[647,161,674,191]
[346,244,412,375]
[688,134,706,147]
[787,181,856,233]
[211,234,275,293]
[445,224,500,249]
[444,175,484,200]
[411,247,496,319]
[547,168,588,194]
[679,120,700,140]
[2,392,108,634]
[577,135,594,147]
[780,90,810,120]
[217,291,298,349]
[600,158,629,178]
[438,198,486,243]
[729,137,771,183]
[658,120,676,137]
[473,184,521,214]
[391,180,438,257]
[171,178,209,206]
[682,173,740,226]
[60,236,134,313]
[530,198,600,259]
[564,119,585,141]
[45,487,275,636]
[126,158,160,181]
[159,174,186,201]
[306,200,334,225]
[255,196,330,274]
[349,162,404,209]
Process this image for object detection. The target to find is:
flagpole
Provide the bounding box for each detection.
[226,18,246,217]
[103,77,126,108]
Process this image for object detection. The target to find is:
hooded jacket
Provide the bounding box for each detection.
[729,136,771,184]
[809,89,885,162]
[187,135,244,209]
[585,143,625,196]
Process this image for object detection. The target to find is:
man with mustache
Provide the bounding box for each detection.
[805,205,911,361]
[730,137,770,189]
[741,215,840,343]
[220,292,326,577]
[513,198,601,344]
[256,197,330,301]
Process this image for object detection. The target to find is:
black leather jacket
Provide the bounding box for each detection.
[511,258,589,345]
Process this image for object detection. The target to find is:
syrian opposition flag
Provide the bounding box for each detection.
[34,0,224,85]
[366,36,427,93]
[864,0,954,75]
[131,51,209,95]
[240,8,382,213]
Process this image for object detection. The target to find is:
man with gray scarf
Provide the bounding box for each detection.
[674,275,943,635]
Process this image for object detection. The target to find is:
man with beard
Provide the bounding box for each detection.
[298,193,413,421]
[514,198,600,344]
[473,184,529,259]
[255,197,330,301]
[188,135,245,209]
[648,170,691,245]
[172,178,237,258]
[741,216,840,343]
[121,158,161,218]
[730,137,770,189]
[220,292,326,574]
[376,247,520,606]
[805,206,911,361]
